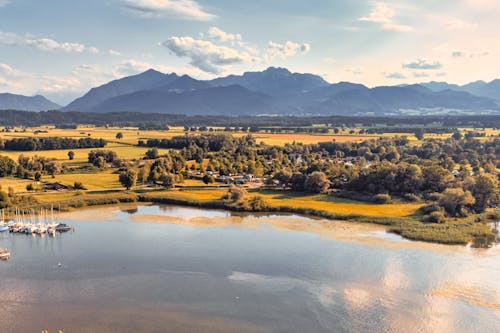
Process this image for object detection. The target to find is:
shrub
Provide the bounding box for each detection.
[418,203,442,215]
[374,193,392,204]
[424,211,446,223]
[73,182,87,190]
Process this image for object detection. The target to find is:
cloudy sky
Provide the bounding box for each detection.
[0,0,498,104]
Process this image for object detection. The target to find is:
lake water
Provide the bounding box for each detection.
[0,204,499,333]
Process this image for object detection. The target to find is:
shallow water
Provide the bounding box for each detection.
[0,204,499,333]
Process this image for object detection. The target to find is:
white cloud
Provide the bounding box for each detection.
[121,0,215,20]
[413,72,430,78]
[445,19,477,30]
[469,51,490,58]
[402,59,442,70]
[265,41,310,61]
[161,28,310,74]
[359,2,413,32]
[109,49,122,56]
[345,67,363,75]
[384,72,406,79]
[0,31,99,53]
[207,27,241,42]
[0,0,10,7]
[162,36,254,74]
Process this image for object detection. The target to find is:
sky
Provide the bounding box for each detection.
[0,0,499,104]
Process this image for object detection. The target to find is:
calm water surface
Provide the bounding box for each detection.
[0,204,499,333]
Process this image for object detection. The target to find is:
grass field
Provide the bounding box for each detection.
[0,177,34,193]
[41,169,122,190]
[0,142,170,163]
[259,191,423,217]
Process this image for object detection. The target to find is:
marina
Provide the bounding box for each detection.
[0,208,73,260]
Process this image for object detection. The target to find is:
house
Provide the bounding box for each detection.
[44,182,69,191]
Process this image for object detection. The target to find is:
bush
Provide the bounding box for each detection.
[403,193,420,202]
[226,186,247,202]
[374,193,392,204]
[73,182,87,190]
[248,195,269,211]
[424,211,446,223]
[418,203,442,215]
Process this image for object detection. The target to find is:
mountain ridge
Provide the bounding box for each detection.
[0,93,61,112]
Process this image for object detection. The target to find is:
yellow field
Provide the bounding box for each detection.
[41,169,122,190]
[0,177,34,193]
[260,192,422,217]
[0,142,170,163]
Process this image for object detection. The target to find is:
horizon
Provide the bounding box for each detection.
[1,0,499,104]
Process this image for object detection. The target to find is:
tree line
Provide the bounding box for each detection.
[0,137,106,151]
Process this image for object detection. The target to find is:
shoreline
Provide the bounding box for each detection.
[4,189,498,247]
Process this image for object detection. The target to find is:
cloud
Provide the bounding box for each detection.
[384,72,406,79]
[121,0,215,20]
[265,41,310,61]
[413,72,430,78]
[469,51,490,58]
[207,27,241,42]
[109,49,122,56]
[445,19,477,30]
[345,67,363,75]
[359,2,413,32]
[452,50,490,58]
[0,31,99,53]
[162,28,310,74]
[402,59,442,70]
[161,36,253,74]
[0,0,10,7]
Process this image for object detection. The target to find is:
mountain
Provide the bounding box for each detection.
[58,67,500,116]
[420,80,500,101]
[313,85,499,115]
[0,93,61,111]
[63,69,179,111]
[89,85,286,115]
[210,67,329,97]
[155,75,212,93]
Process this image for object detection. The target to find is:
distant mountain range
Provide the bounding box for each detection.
[417,80,500,101]
[0,93,60,112]
[2,67,500,115]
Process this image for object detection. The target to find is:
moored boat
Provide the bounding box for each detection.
[55,223,72,232]
[0,248,10,260]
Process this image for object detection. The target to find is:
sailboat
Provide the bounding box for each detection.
[0,210,8,232]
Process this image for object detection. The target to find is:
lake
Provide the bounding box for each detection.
[0,204,499,333]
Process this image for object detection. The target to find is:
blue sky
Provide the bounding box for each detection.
[0,0,498,104]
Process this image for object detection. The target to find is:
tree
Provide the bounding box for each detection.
[438,188,475,217]
[227,186,247,202]
[44,161,62,177]
[414,128,425,140]
[202,174,215,184]
[452,131,462,140]
[119,169,137,190]
[0,189,10,208]
[116,132,123,139]
[68,151,75,160]
[290,173,307,191]
[469,174,499,213]
[0,155,16,177]
[145,148,159,159]
[304,171,331,194]
[160,173,175,189]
